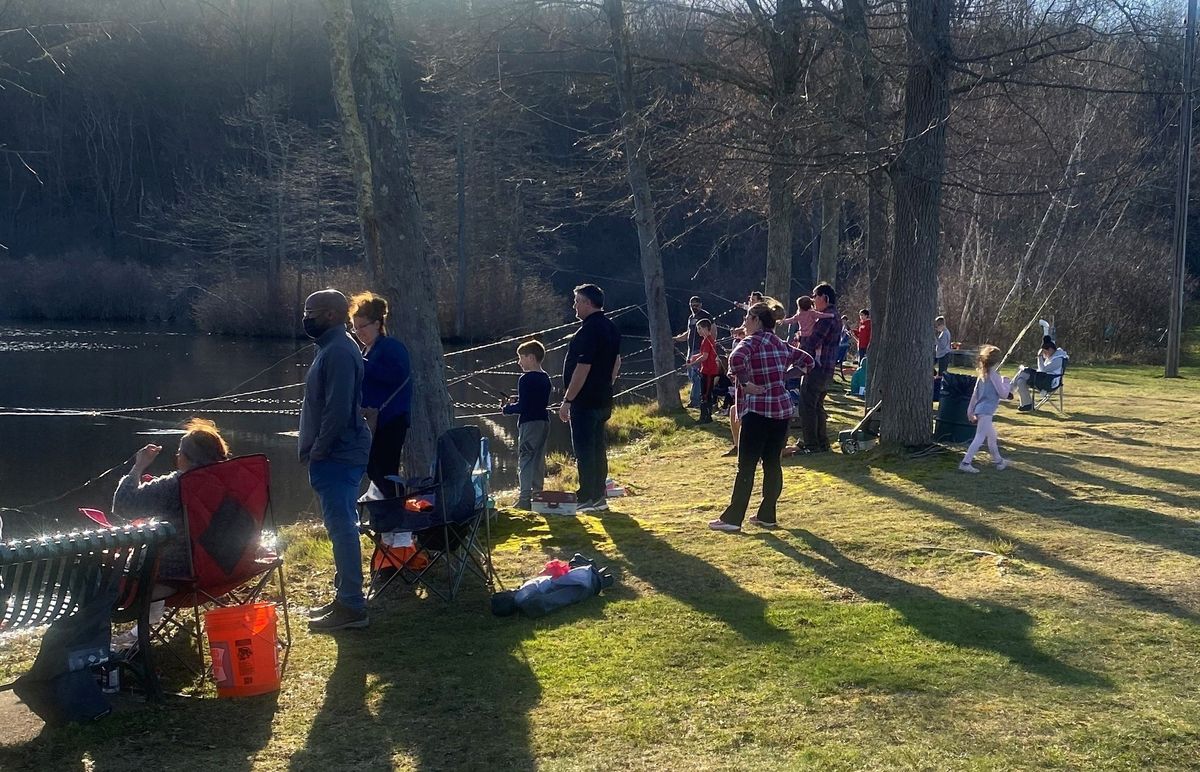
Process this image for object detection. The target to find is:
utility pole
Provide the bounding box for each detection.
[1167,0,1197,377]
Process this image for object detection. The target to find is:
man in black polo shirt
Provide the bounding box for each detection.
[558,283,622,513]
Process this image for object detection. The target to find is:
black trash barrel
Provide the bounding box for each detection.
[935,372,977,443]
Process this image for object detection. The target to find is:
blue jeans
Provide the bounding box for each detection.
[688,365,702,406]
[569,405,611,503]
[308,460,367,611]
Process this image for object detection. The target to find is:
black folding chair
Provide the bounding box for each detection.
[1033,361,1068,413]
[358,426,496,602]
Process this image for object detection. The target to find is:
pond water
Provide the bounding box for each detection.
[0,322,660,540]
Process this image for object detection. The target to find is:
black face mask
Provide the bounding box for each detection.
[303,317,329,340]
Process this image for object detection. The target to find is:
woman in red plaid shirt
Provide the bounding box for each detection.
[709,302,814,532]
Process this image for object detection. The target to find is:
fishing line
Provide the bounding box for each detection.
[998,249,1084,369]
[1,451,137,516]
[443,305,640,358]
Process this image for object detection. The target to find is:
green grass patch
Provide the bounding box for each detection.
[3,357,1200,770]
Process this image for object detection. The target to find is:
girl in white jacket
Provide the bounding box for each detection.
[960,345,1012,473]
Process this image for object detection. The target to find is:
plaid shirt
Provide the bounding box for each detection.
[729,331,814,420]
[804,304,841,374]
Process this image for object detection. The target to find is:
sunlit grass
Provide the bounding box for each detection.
[3,359,1200,770]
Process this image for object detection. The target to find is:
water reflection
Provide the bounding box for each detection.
[0,323,656,538]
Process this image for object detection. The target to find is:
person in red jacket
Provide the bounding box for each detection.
[854,308,872,360]
[687,319,721,424]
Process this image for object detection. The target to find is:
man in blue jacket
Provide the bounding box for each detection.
[299,289,373,631]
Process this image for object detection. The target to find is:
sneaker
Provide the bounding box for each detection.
[1017,404,1033,412]
[958,462,980,474]
[578,499,609,513]
[722,447,739,457]
[308,601,369,632]
[513,499,532,511]
[307,600,338,620]
[708,519,741,532]
[995,459,1009,471]
[747,517,778,530]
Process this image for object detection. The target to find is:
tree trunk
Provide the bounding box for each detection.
[455,121,470,339]
[763,0,805,303]
[817,182,839,284]
[603,0,682,412]
[875,0,951,448]
[271,134,286,315]
[321,0,382,281]
[764,134,795,302]
[842,0,891,407]
[329,0,453,473]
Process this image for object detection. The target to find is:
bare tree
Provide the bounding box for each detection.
[324,0,453,472]
[603,0,682,411]
[873,0,951,448]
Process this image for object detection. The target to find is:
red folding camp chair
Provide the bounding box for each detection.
[151,454,291,675]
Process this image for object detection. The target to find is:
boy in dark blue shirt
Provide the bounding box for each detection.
[501,339,552,510]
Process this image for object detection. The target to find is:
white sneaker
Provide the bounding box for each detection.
[995,459,1009,471]
[708,519,741,532]
[958,462,980,474]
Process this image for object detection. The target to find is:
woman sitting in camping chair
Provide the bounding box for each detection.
[112,418,231,595]
[1011,336,1069,412]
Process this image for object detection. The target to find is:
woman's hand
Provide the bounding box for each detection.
[133,444,162,473]
[742,382,766,396]
[968,414,978,425]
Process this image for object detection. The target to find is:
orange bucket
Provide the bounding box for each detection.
[204,602,281,698]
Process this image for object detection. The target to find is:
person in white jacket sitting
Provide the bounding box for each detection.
[1011,335,1069,411]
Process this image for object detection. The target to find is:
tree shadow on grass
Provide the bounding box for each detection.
[0,688,278,772]
[1032,451,1200,512]
[1052,423,1156,448]
[1061,412,1166,427]
[597,511,789,644]
[762,529,1111,687]
[898,456,1200,562]
[288,589,542,772]
[1082,453,1200,495]
[845,471,1200,624]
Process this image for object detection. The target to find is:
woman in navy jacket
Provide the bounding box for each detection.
[350,293,412,498]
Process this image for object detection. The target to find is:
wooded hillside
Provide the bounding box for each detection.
[1,0,1194,355]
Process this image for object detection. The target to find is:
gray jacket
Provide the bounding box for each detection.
[112,470,190,580]
[298,327,372,465]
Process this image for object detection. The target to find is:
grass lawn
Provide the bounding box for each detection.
[3,360,1200,770]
